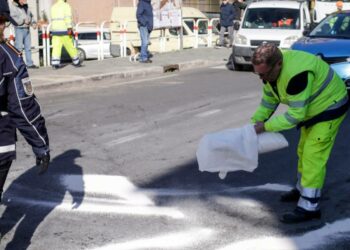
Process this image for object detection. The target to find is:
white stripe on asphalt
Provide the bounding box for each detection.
[211,65,227,69]
[90,228,214,250]
[11,196,184,219]
[216,218,350,250]
[195,109,221,117]
[105,133,147,147]
[61,175,153,205]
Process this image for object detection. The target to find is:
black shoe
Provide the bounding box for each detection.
[280,188,300,202]
[27,64,39,69]
[73,63,82,68]
[139,59,152,63]
[281,207,321,224]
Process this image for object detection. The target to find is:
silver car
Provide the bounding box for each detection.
[75,28,111,61]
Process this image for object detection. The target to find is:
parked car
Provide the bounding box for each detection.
[232,0,312,70]
[75,27,112,60]
[291,10,350,89]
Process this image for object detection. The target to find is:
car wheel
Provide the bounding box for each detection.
[77,48,86,63]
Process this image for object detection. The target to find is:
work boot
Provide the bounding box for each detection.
[281,207,321,224]
[280,188,300,202]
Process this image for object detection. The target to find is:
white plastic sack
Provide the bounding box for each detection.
[196,124,288,179]
[258,131,289,154]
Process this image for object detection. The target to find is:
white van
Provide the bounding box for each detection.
[109,7,219,56]
[232,0,311,70]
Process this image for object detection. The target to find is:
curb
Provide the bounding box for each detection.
[34,59,224,91]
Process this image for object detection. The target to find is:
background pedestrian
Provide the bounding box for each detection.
[9,0,38,69]
[50,0,81,69]
[136,0,153,63]
[218,0,235,48]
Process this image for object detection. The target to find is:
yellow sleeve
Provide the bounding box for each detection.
[251,84,279,124]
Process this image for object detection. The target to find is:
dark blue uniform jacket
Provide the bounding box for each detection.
[0,41,49,163]
[220,3,235,27]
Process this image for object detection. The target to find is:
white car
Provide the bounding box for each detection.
[232,0,312,70]
[74,27,112,61]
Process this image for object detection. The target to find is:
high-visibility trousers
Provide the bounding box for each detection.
[297,113,346,189]
[51,35,79,66]
[296,113,346,211]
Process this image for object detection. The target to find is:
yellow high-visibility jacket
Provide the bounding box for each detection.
[252,50,348,132]
[50,0,73,35]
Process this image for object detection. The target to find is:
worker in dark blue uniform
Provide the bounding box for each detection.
[0,0,50,203]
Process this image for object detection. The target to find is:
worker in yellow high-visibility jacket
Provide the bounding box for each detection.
[50,0,81,69]
[251,43,348,224]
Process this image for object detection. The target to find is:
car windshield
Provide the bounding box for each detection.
[242,8,300,29]
[310,12,350,38]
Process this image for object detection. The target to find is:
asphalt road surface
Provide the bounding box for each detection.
[1,65,350,250]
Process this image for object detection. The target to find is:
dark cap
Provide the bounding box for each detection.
[0,0,18,25]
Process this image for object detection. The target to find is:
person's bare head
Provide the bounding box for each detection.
[252,43,283,82]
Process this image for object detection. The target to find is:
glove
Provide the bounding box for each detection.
[36,152,50,175]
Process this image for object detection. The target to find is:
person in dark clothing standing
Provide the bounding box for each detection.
[0,0,50,203]
[136,0,153,63]
[218,0,235,48]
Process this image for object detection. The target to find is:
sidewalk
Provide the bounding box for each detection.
[28,47,232,90]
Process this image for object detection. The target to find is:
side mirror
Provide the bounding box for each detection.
[303,30,310,36]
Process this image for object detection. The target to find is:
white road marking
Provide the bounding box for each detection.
[46,111,78,119]
[90,228,214,250]
[217,218,350,250]
[61,175,153,205]
[196,109,221,117]
[105,133,147,147]
[10,196,184,219]
[211,65,227,69]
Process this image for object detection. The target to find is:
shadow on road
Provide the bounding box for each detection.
[0,149,84,250]
[140,114,350,247]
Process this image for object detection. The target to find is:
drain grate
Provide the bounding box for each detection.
[163,64,179,73]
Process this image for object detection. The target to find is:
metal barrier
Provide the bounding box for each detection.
[109,20,129,58]
[26,17,222,67]
[208,18,219,47]
[45,23,52,66]
[74,21,100,56]
[183,18,196,48]
[194,19,209,48]
[41,25,49,67]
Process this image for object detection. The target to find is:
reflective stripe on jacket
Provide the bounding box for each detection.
[252,50,348,132]
[50,0,73,35]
